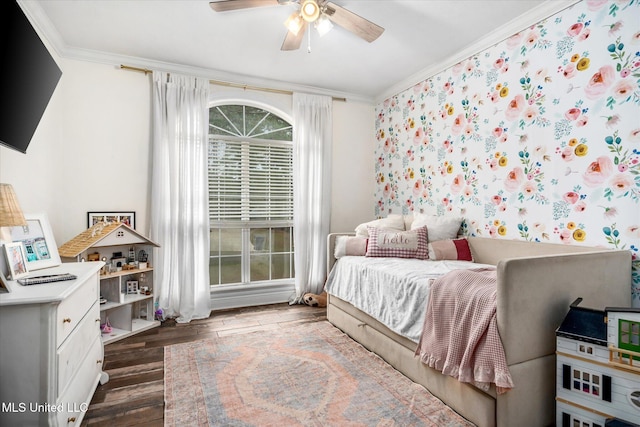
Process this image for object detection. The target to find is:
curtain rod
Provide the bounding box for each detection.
[120,64,346,102]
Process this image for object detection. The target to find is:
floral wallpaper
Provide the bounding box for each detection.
[374,0,640,305]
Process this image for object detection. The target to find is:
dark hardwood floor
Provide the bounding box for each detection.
[81,303,327,426]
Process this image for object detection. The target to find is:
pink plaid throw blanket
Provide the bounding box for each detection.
[415,267,514,394]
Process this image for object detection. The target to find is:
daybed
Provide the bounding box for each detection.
[325,230,631,427]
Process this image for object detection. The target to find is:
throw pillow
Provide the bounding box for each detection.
[428,238,473,261]
[411,213,463,241]
[334,236,368,258]
[365,225,428,259]
[355,214,405,238]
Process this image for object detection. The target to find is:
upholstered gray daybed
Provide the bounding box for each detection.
[325,232,631,427]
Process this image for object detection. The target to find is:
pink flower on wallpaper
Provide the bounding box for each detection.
[464,124,474,136]
[383,183,391,197]
[565,108,581,120]
[525,30,539,48]
[505,94,525,121]
[559,229,573,243]
[506,32,523,50]
[561,147,575,162]
[611,79,635,99]
[489,158,499,170]
[489,91,500,103]
[584,65,615,100]
[493,127,503,137]
[563,191,580,204]
[628,225,640,239]
[563,63,577,79]
[567,23,584,37]
[504,167,525,192]
[630,128,640,142]
[610,174,633,192]
[494,58,505,69]
[522,181,537,196]
[492,195,502,205]
[576,116,589,127]
[451,114,466,135]
[583,156,615,187]
[585,0,608,11]
[452,63,464,76]
[578,28,591,41]
[413,128,425,145]
[383,138,391,152]
[451,174,465,194]
[523,106,538,122]
[413,180,423,196]
[574,201,587,212]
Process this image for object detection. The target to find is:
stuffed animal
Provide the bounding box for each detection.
[303,291,327,308]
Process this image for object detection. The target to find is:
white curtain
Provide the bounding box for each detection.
[292,93,332,303]
[150,71,211,323]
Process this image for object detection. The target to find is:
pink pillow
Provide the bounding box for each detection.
[428,238,473,261]
[365,226,429,259]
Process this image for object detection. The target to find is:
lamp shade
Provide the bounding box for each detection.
[0,183,27,227]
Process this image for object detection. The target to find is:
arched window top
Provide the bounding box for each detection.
[209,104,292,141]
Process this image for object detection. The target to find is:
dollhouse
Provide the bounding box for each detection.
[556,298,640,427]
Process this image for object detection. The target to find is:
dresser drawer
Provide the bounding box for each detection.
[57,301,101,396]
[57,274,98,346]
[55,335,103,427]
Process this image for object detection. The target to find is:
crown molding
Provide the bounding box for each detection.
[17,0,375,105]
[374,0,582,104]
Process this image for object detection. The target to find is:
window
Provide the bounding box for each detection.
[619,318,640,361]
[208,104,294,286]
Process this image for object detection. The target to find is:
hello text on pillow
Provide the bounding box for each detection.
[365,226,429,259]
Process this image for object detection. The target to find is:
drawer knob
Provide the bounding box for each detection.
[95,318,101,322]
[63,318,72,323]
[97,359,103,364]
[68,416,76,423]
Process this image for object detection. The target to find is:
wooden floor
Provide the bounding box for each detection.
[81,303,327,426]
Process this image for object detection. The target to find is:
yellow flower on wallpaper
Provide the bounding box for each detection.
[446,164,454,174]
[447,106,454,115]
[499,86,509,98]
[574,144,588,156]
[567,222,576,230]
[498,156,508,167]
[573,229,586,241]
[493,220,501,226]
[571,53,580,62]
[498,225,507,236]
[568,138,578,146]
[576,57,590,71]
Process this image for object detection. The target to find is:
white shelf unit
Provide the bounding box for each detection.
[98,261,159,344]
[58,223,161,345]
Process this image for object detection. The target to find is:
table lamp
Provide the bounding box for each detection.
[0,183,27,242]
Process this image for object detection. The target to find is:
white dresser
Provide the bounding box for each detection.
[0,262,108,426]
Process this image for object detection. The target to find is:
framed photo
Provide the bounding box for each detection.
[126,280,139,294]
[88,211,135,229]
[8,212,61,271]
[4,242,29,280]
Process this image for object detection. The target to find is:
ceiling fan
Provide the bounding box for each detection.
[209,0,385,51]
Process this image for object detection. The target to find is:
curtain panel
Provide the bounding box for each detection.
[150,71,211,323]
[292,92,333,302]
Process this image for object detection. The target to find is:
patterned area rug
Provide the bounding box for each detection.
[164,320,474,426]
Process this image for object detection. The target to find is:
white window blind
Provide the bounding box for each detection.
[208,139,293,223]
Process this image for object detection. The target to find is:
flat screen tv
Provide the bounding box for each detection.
[0,0,62,154]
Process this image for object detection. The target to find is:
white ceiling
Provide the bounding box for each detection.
[21,0,575,102]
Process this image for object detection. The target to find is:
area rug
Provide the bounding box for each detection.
[164,320,474,427]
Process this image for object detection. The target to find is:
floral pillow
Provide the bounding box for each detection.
[428,238,473,261]
[334,236,368,258]
[365,226,429,259]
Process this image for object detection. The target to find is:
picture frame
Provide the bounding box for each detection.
[8,212,61,271]
[126,280,139,294]
[4,242,29,280]
[88,211,135,229]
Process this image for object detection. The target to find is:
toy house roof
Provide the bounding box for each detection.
[556,299,607,346]
[58,222,159,258]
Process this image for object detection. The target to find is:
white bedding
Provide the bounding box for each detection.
[325,256,493,343]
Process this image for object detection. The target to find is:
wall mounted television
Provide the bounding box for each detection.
[0,0,62,154]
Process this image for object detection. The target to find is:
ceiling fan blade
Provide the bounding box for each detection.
[209,0,280,12]
[281,22,307,51]
[324,1,384,43]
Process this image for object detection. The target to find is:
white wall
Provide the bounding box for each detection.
[0,59,373,246]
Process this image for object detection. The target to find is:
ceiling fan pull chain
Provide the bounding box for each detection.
[307,23,312,53]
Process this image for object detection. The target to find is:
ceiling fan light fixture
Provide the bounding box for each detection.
[284,11,304,35]
[315,14,333,37]
[300,0,320,22]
